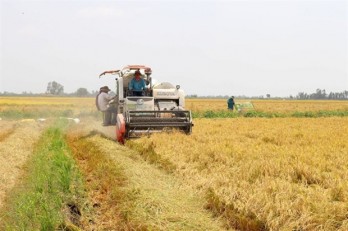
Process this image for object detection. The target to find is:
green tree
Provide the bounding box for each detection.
[46,81,64,95]
[76,88,89,97]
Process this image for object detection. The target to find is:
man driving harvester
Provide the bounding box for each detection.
[98,64,193,143]
[128,70,146,96]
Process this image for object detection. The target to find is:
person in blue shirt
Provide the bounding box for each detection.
[129,70,146,96]
[227,96,235,110]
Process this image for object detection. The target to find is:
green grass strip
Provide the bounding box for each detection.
[192,110,348,119]
[1,121,84,230]
[0,108,100,120]
[0,109,74,119]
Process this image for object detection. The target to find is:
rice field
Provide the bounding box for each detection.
[0,96,348,230]
[0,97,98,119]
[186,98,348,113]
[1,97,348,115]
[128,117,348,230]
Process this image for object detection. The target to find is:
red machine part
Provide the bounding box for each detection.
[116,114,126,144]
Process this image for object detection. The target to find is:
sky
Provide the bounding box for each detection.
[0,0,347,97]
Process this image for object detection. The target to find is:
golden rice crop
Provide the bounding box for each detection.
[1,97,348,230]
[2,97,348,116]
[0,97,92,106]
[0,97,97,118]
[185,99,348,113]
[128,117,348,230]
[0,120,45,208]
[0,121,17,142]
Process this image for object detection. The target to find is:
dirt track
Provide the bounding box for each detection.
[0,120,45,208]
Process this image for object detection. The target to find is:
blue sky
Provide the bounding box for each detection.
[1,0,347,96]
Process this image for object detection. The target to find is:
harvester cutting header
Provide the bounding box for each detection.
[99,65,193,144]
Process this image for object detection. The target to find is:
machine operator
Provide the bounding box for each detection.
[129,70,146,96]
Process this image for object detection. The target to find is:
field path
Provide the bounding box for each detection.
[72,119,228,230]
[0,120,46,208]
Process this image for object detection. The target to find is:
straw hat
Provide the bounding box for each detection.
[100,86,111,91]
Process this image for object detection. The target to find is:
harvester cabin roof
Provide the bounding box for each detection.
[99,65,152,89]
[121,65,152,76]
[119,65,151,89]
[99,65,152,77]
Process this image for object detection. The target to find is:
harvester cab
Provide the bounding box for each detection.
[99,65,193,144]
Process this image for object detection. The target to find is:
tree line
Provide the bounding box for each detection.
[0,81,347,100]
[0,81,99,97]
[187,89,348,100]
[294,89,348,100]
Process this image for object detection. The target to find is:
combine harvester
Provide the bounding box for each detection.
[99,65,193,144]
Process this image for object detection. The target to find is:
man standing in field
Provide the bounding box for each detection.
[227,96,235,110]
[96,86,116,126]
